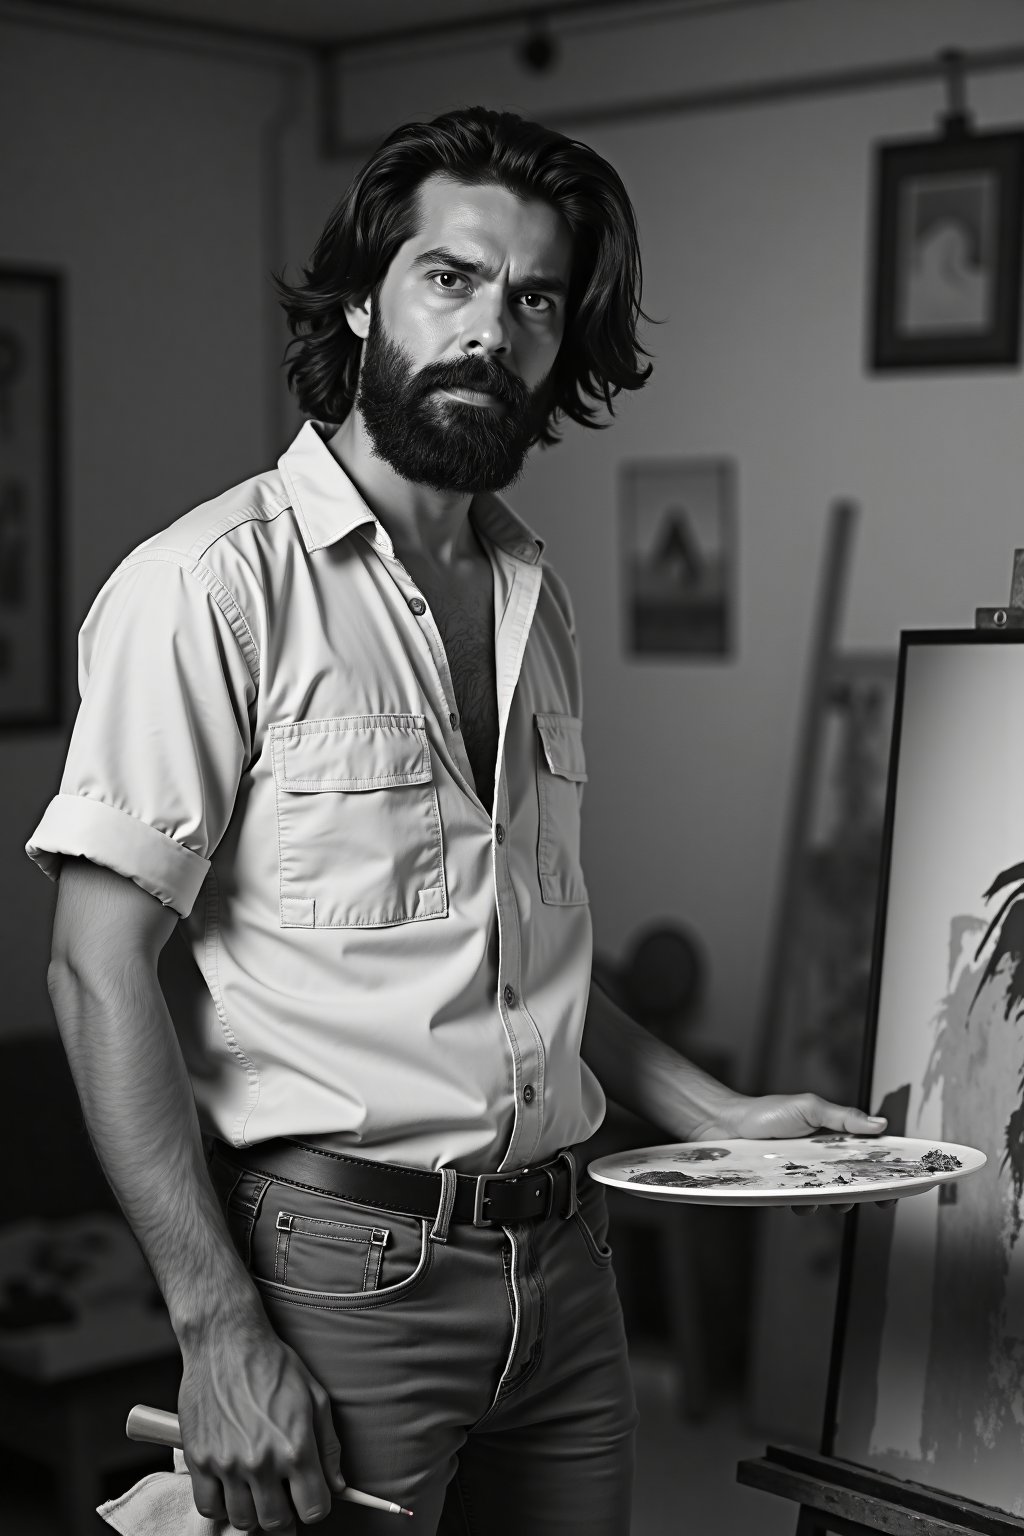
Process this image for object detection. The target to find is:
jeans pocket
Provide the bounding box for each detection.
[250,1184,432,1309]
[272,1211,389,1292]
[573,1211,614,1268]
[572,1183,614,1268]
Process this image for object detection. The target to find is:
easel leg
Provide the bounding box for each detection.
[795,1507,824,1536]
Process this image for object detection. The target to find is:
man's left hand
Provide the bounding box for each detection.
[691,1092,887,1143]
[690,1092,890,1213]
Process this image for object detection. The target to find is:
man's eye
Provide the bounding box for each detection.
[518,293,553,313]
[432,272,467,292]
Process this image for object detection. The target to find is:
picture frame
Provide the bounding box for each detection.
[0,266,63,729]
[619,457,736,659]
[868,128,1024,371]
[824,630,1024,1517]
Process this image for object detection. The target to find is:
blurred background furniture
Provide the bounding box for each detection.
[0,1031,180,1535]
[587,921,748,1420]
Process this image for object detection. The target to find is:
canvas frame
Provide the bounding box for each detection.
[869,129,1024,371]
[822,627,1024,1517]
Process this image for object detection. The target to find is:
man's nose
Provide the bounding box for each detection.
[459,291,510,357]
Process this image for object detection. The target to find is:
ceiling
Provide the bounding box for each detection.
[41,0,648,47]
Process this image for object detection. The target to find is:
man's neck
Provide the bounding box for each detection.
[326,414,479,575]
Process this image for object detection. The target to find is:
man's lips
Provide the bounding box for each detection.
[436,386,507,412]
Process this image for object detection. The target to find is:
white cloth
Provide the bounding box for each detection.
[97,1451,246,1536]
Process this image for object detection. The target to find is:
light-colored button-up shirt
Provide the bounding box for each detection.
[27,421,605,1173]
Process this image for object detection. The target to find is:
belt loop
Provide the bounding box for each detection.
[429,1166,458,1244]
[559,1148,579,1219]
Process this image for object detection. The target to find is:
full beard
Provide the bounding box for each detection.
[356,310,554,494]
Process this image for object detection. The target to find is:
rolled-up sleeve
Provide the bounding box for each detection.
[26,553,257,917]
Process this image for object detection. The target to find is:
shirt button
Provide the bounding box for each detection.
[523,1084,535,1104]
[408,596,426,616]
[503,984,516,1008]
[449,711,458,729]
[495,822,505,844]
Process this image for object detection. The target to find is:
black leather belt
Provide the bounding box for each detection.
[211,1137,580,1227]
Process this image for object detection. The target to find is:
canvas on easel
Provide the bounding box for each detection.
[827,629,1024,1515]
[739,614,1024,1535]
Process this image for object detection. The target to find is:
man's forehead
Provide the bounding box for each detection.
[404,174,572,272]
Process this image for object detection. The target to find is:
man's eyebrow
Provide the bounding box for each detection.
[413,246,568,295]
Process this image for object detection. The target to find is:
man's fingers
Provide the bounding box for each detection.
[250,1469,299,1534]
[808,1097,887,1136]
[223,1481,260,1534]
[189,1470,228,1524]
[791,1203,819,1215]
[311,1386,347,1494]
[286,1439,334,1527]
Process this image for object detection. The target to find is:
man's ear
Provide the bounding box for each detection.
[344,293,372,341]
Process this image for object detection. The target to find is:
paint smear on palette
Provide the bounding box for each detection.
[668,1148,732,1162]
[627,1169,756,1188]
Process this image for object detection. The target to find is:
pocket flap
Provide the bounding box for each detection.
[535,713,588,782]
[274,715,431,792]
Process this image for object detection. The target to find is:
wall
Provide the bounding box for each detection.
[0,10,306,1036]
[5,0,1024,1085]
[287,0,1024,1081]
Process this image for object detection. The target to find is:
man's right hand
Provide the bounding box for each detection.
[179,1314,346,1533]
[46,861,346,1534]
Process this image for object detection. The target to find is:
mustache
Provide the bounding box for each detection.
[413,358,531,411]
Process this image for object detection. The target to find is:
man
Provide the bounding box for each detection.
[28,107,885,1534]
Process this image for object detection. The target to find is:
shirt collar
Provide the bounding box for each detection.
[278,419,545,566]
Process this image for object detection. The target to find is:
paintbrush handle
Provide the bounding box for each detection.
[126,1404,181,1447]
[125,1405,413,1518]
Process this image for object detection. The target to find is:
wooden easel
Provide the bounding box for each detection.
[735,1442,1024,1535]
[736,551,1024,1536]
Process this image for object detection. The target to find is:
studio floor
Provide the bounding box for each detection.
[5,1345,794,1536]
[629,1346,794,1536]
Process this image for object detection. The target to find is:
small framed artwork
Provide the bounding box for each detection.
[869,128,1024,370]
[0,267,63,729]
[620,458,736,658]
[826,631,1024,1515]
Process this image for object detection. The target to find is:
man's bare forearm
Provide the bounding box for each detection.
[581,977,743,1139]
[47,953,264,1347]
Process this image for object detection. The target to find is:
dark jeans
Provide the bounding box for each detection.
[208,1146,638,1534]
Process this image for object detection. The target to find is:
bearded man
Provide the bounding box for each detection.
[28,106,885,1535]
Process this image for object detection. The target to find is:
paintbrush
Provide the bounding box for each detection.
[126,1405,413,1518]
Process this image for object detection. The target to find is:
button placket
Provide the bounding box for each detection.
[381,552,475,802]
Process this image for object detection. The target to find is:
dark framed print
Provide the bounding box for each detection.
[869,130,1024,370]
[620,457,736,658]
[0,267,63,728]
[825,631,1024,1516]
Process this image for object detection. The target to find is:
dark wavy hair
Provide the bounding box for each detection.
[276,106,653,446]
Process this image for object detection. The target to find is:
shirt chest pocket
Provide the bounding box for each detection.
[535,712,589,907]
[270,714,448,929]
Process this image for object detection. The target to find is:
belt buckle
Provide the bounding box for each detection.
[473,1167,555,1226]
[472,1169,520,1227]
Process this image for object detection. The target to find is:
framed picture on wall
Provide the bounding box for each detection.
[0,267,63,729]
[825,630,1024,1516]
[620,457,736,658]
[868,128,1024,370]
